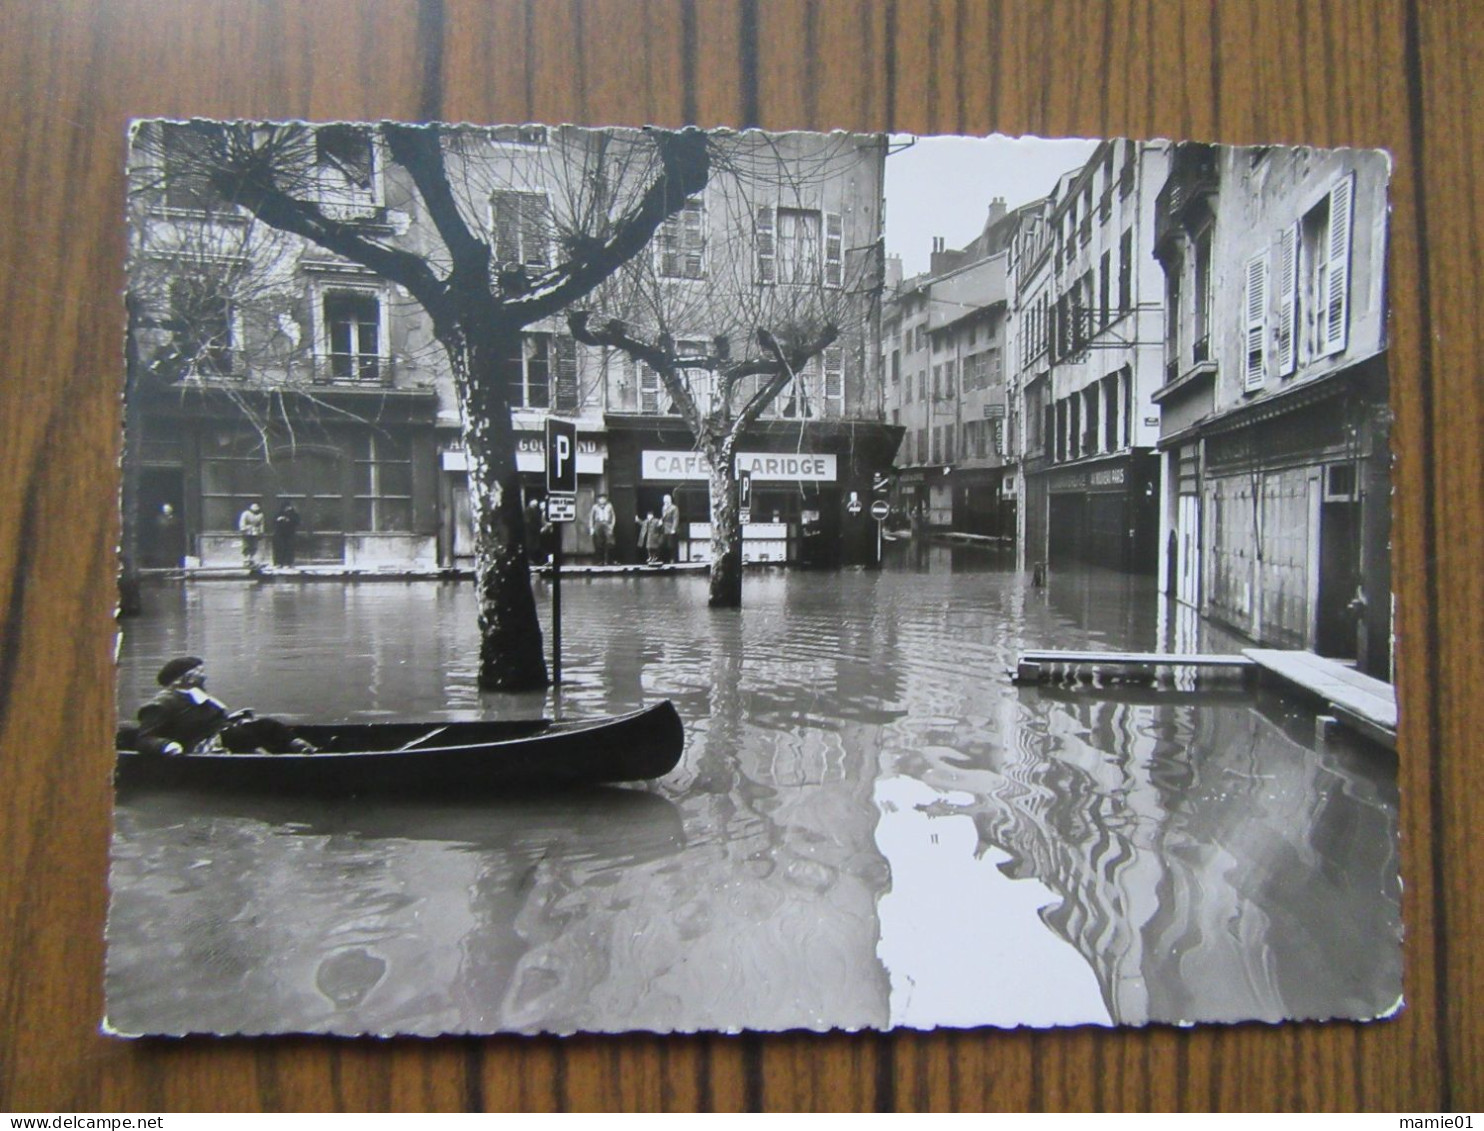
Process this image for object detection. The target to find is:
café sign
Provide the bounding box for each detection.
[642,450,838,483]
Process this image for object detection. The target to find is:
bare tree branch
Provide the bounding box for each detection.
[507,129,711,324]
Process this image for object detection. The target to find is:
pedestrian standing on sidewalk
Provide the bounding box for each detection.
[640,510,662,565]
[272,500,300,568]
[525,496,548,566]
[660,494,680,564]
[590,493,616,565]
[238,502,265,569]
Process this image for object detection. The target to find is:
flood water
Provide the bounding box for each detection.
[107,546,1402,1036]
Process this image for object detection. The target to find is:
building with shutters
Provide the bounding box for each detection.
[882,201,1021,538]
[1152,143,1391,678]
[590,130,897,569]
[1009,139,1170,576]
[128,124,895,571]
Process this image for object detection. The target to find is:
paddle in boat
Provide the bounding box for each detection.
[115,700,686,796]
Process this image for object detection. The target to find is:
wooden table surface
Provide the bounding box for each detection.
[1,0,1478,1112]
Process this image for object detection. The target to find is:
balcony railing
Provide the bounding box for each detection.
[1165,357,1180,386]
[312,355,395,387]
[1192,334,1211,365]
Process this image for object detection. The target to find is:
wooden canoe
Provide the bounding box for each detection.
[114,700,685,795]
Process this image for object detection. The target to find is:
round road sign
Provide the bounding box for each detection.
[870,499,890,521]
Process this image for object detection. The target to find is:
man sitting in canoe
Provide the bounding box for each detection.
[136,656,316,756]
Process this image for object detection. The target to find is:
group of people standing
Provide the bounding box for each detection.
[526,491,680,567]
[637,495,680,565]
[238,501,301,569]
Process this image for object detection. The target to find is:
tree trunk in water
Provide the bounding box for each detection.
[707,445,743,608]
[460,333,549,691]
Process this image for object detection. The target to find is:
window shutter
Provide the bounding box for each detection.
[824,346,844,409]
[755,204,776,284]
[824,212,843,287]
[555,337,579,412]
[1322,171,1354,356]
[1276,222,1299,376]
[1244,251,1268,390]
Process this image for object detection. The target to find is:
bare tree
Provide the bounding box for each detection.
[569,133,883,607]
[128,121,709,689]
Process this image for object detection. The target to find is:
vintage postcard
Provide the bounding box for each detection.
[109,120,1399,1036]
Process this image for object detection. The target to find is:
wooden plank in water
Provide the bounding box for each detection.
[1012,650,1254,684]
[1243,649,1398,748]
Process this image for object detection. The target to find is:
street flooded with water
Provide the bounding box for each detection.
[107,545,1402,1037]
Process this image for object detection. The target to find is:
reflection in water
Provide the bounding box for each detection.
[109,547,1401,1036]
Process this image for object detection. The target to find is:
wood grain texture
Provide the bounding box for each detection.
[0,0,1475,1111]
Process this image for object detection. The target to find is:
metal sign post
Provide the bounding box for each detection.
[870,498,890,564]
[546,417,578,684]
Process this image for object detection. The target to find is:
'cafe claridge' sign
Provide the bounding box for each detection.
[642,450,838,483]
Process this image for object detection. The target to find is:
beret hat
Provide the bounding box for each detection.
[157,655,205,686]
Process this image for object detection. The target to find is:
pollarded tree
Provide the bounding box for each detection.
[129,120,709,689]
[569,131,885,607]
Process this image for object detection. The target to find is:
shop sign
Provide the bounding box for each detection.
[641,450,838,482]
[1050,463,1127,492]
[439,437,607,476]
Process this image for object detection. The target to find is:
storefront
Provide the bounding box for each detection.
[603,417,902,567]
[1042,451,1160,574]
[951,466,1016,540]
[1199,359,1391,678]
[134,385,441,569]
[439,426,607,566]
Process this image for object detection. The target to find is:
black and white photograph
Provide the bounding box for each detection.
[109,119,1399,1038]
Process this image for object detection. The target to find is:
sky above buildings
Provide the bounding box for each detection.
[884,133,1100,278]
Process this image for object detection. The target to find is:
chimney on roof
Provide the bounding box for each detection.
[987,197,1007,228]
[930,235,966,277]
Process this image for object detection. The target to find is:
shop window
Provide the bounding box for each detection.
[353,432,413,532]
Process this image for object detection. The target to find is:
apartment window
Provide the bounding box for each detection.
[316,125,374,191]
[1243,250,1268,390]
[169,275,235,377]
[1099,251,1111,328]
[1165,261,1182,375]
[1118,228,1133,314]
[1193,227,1213,361]
[504,334,552,409]
[1103,374,1119,452]
[756,206,843,286]
[491,190,551,268]
[1305,172,1355,359]
[161,122,222,211]
[822,347,844,413]
[659,194,706,279]
[352,432,413,532]
[1120,140,1136,196]
[325,291,382,382]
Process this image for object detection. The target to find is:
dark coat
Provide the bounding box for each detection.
[136,687,300,754]
[136,687,230,754]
